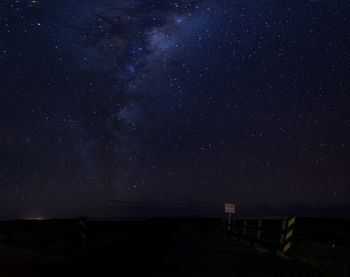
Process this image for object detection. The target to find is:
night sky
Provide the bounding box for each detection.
[1,0,350,219]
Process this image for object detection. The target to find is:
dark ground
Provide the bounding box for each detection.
[0,218,349,277]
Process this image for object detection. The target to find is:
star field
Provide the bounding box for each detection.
[0,0,350,218]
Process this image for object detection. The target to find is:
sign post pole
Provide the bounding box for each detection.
[228,212,231,232]
[224,203,236,233]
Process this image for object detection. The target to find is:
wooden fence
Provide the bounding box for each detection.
[227,216,296,256]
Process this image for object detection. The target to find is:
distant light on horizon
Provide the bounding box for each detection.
[25,216,47,220]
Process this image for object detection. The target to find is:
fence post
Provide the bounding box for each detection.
[257,219,262,239]
[276,219,287,256]
[280,219,287,245]
[243,219,247,236]
[282,217,295,253]
[228,212,231,232]
[254,219,263,248]
[79,217,88,241]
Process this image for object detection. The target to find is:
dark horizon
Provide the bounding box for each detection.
[1,201,350,221]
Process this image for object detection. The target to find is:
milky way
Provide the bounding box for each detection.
[0,0,350,218]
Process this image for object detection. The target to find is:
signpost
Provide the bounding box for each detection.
[224,203,236,231]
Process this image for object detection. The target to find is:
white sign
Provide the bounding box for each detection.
[225,203,235,214]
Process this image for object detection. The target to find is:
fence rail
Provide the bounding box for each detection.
[227,216,296,255]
